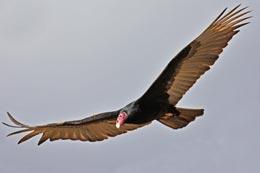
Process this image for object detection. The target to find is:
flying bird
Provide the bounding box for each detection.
[3,5,251,145]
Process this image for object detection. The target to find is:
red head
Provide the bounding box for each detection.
[116,112,128,128]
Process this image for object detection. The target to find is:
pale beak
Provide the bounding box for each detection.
[116,112,128,129]
[116,122,121,129]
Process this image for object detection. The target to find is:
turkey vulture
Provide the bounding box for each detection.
[3,5,251,145]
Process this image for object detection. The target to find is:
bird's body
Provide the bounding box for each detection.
[122,100,166,124]
[3,5,251,145]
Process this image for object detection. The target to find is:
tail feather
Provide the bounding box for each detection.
[158,107,204,129]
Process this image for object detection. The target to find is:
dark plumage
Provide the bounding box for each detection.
[3,5,251,145]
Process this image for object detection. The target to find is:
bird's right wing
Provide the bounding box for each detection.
[3,112,148,145]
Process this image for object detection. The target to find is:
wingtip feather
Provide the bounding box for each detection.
[38,140,45,146]
[17,131,42,144]
[234,4,242,10]
[38,133,49,145]
[7,129,32,137]
[5,112,30,128]
[2,122,20,128]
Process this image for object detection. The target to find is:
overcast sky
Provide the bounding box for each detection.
[0,0,259,173]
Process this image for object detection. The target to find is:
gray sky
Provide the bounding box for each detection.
[0,0,259,173]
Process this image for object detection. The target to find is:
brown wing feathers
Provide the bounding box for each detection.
[3,112,147,145]
[166,5,251,105]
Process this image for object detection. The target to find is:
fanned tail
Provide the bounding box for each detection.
[158,107,204,129]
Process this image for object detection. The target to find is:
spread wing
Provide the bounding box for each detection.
[140,5,251,106]
[3,112,148,145]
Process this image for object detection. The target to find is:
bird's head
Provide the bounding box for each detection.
[116,102,138,128]
[116,111,128,128]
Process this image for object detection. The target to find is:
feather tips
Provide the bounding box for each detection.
[3,112,148,145]
[165,5,251,105]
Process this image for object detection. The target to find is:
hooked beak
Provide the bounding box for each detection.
[116,112,128,128]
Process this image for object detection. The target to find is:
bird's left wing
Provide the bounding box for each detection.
[140,5,251,106]
[3,112,148,145]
